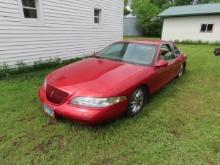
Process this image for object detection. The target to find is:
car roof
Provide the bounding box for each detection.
[119,40,171,46]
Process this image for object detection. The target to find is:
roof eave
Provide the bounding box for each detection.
[159,12,220,18]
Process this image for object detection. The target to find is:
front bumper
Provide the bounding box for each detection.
[38,87,128,125]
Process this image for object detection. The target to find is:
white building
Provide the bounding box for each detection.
[0,0,123,67]
[159,3,220,43]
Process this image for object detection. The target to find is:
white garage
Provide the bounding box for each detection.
[159,3,220,43]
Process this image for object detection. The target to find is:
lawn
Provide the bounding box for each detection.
[0,44,220,165]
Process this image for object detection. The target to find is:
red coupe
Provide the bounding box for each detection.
[39,40,187,125]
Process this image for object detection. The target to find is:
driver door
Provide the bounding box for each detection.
[149,44,175,93]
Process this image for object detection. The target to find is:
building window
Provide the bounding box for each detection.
[200,24,214,33]
[94,9,101,24]
[21,0,38,18]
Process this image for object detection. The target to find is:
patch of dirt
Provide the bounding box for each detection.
[16,116,35,122]
[0,135,5,142]
[48,118,58,125]
[207,158,215,165]
[169,128,181,138]
[41,118,57,128]
[13,140,19,147]
[58,137,66,149]
[32,135,65,153]
[168,118,185,138]
[32,143,49,154]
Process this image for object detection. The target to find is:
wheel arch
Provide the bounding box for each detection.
[139,84,150,96]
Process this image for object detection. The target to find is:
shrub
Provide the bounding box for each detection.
[0,63,10,79]
[33,58,61,71]
[17,61,31,74]
[174,40,220,45]
[0,57,82,80]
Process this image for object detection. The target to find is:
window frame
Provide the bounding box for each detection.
[158,43,176,61]
[94,8,102,24]
[22,0,38,19]
[200,23,214,33]
[18,0,43,23]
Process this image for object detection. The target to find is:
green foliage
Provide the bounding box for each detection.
[142,17,163,37]
[197,0,220,3]
[33,58,62,71]
[131,0,220,37]
[124,8,131,15]
[0,64,11,79]
[124,0,131,15]
[150,0,173,9]
[0,57,82,80]
[174,39,220,45]
[61,57,82,65]
[17,61,31,73]
[132,0,162,36]
[175,0,192,5]
[124,0,129,6]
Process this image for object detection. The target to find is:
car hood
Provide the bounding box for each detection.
[47,58,152,97]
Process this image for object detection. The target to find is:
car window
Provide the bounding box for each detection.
[100,43,124,60]
[173,45,181,57]
[159,44,175,61]
[123,43,156,65]
[98,43,157,65]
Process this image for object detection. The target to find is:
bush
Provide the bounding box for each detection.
[173,40,220,45]
[132,0,162,37]
[0,64,10,79]
[33,58,61,71]
[0,57,82,79]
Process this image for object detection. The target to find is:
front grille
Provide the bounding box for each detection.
[46,84,69,105]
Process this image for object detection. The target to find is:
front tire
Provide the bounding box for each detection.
[126,87,149,117]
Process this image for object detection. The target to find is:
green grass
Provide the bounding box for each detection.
[0,44,220,165]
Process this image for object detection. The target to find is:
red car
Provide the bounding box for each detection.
[39,40,187,125]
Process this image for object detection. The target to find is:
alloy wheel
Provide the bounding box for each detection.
[130,89,145,113]
[178,64,184,78]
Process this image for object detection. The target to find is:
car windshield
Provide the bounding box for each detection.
[98,42,157,65]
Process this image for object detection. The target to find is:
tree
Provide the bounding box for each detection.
[130,0,220,36]
[175,0,192,5]
[124,0,131,15]
[132,0,162,36]
[150,0,173,9]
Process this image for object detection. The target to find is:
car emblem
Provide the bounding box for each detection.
[50,90,55,97]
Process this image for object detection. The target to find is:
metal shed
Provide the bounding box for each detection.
[123,14,142,36]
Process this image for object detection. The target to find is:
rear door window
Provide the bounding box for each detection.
[159,44,176,61]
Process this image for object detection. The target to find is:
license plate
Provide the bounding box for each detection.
[43,104,55,118]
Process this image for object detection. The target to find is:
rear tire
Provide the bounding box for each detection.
[126,87,149,117]
[177,63,185,78]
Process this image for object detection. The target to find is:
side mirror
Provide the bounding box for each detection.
[155,60,168,68]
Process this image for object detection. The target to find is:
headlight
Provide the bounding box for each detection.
[70,96,127,108]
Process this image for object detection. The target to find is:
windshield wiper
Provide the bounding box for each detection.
[93,56,103,59]
[94,56,121,61]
